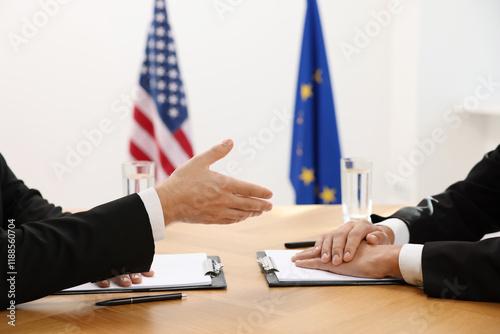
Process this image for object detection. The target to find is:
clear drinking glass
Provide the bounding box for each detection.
[341,157,373,223]
[122,161,155,195]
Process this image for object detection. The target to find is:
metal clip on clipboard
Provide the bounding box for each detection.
[256,256,279,273]
[203,258,224,278]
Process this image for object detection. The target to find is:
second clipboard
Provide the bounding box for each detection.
[256,251,405,287]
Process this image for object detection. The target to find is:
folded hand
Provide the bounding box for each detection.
[291,219,394,265]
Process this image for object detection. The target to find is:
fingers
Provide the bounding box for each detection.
[291,235,325,262]
[230,194,273,212]
[99,272,155,288]
[225,208,263,220]
[313,220,376,266]
[294,258,329,271]
[129,273,142,284]
[142,270,155,277]
[129,271,155,283]
[98,279,110,288]
[332,219,378,263]
[342,220,373,262]
[291,248,317,262]
[296,243,397,279]
[192,139,234,167]
[369,226,393,245]
[366,233,379,245]
[313,237,323,256]
[155,139,275,226]
[330,224,351,265]
[321,233,334,264]
[117,274,132,287]
[366,231,389,245]
[228,178,273,200]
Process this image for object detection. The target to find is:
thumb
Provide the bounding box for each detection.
[193,139,234,167]
[366,231,391,245]
[366,233,379,245]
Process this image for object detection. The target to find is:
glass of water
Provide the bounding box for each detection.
[340,157,373,223]
[122,161,155,195]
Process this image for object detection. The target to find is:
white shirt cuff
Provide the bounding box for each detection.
[375,218,410,245]
[138,188,165,242]
[399,244,424,286]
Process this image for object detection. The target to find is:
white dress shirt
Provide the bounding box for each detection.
[376,219,424,286]
[137,188,166,242]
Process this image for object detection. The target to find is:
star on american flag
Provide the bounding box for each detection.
[155,0,164,9]
[156,40,166,50]
[156,13,166,23]
[157,80,166,90]
[169,107,179,118]
[156,26,166,36]
[156,53,166,63]
[168,82,178,91]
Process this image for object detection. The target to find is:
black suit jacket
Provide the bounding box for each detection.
[0,154,155,308]
[373,145,500,302]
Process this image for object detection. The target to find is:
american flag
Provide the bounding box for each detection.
[129,0,194,182]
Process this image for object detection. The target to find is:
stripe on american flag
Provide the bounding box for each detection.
[129,0,193,182]
[130,87,193,180]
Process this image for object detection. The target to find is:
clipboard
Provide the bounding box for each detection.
[55,255,226,295]
[257,251,405,287]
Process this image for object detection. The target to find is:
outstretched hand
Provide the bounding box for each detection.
[154,139,273,226]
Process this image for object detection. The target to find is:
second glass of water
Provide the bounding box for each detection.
[341,157,373,223]
[122,161,155,195]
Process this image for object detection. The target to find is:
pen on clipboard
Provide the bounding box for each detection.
[95,293,186,306]
[284,241,316,249]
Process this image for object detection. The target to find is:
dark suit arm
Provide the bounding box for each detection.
[421,238,500,302]
[0,154,69,225]
[372,145,500,243]
[0,194,155,308]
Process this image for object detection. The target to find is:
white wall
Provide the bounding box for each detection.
[411,0,500,200]
[1,0,499,211]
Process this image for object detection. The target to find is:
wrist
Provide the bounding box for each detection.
[383,245,402,277]
[154,185,176,227]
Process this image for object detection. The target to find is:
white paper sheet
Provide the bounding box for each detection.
[265,250,397,282]
[63,253,212,292]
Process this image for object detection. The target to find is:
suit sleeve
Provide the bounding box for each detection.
[0,153,70,225]
[372,145,500,302]
[1,194,155,308]
[422,238,500,302]
[0,154,155,308]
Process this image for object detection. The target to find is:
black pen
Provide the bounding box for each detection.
[284,241,316,249]
[95,293,186,306]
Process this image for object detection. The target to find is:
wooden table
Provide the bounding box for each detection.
[2,205,500,333]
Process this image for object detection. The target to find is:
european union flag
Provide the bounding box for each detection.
[290,0,342,204]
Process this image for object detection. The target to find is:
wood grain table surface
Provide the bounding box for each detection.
[2,205,500,334]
